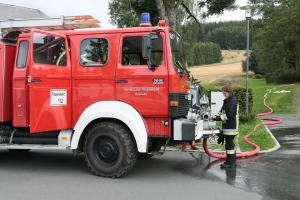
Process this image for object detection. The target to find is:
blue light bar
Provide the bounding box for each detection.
[140,12,152,27]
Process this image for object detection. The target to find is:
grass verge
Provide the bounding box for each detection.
[249,77,298,113]
[239,117,276,151]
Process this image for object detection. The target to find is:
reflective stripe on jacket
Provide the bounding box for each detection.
[56,51,66,66]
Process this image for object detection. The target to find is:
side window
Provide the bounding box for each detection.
[16,40,29,68]
[33,33,66,66]
[80,38,109,66]
[122,54,140,65]
[122,36,163,66]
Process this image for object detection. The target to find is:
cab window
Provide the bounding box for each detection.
[16,40,29,68]
[80,38,109,66]
[33,34,66,66]
[122,36,163,66]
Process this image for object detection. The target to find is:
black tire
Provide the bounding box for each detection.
[84,121,137,178]
[8,149,31,153]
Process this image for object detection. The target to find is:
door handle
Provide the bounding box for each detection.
[115,80,128,83]
[31,78,42,83]
[212,103,216,105]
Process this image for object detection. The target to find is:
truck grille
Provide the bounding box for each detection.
[170,93,192,118]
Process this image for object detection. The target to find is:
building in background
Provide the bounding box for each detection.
[0,3,48,20]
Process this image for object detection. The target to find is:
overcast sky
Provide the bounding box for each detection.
[0,0,248,28]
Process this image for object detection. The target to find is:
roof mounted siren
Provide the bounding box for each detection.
[140,12,152,27]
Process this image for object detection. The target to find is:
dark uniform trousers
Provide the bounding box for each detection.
[225,135,236,165]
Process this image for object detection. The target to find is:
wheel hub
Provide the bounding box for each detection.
[93,137,119,167]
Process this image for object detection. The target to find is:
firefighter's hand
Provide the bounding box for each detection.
[217,130,224,145]
[211,115,216,120]
[217,135,224,145]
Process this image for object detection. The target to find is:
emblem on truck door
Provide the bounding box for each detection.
[153,79,164,84]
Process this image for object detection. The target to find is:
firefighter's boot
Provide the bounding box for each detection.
[191,140,199,150]
[221,154,236,169]
[182,142,187,151]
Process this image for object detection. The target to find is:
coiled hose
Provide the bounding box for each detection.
[203,96,282,158]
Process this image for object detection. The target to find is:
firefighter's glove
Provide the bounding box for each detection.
[217,131,224,145]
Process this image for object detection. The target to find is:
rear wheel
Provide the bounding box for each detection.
[84,121,137,178]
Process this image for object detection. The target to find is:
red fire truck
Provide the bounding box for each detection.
[0,13,214,178]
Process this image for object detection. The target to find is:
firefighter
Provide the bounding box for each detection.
[81,43,99,65]
[56,39,70,66]
[56,44,67,66]
[211,85,239,169]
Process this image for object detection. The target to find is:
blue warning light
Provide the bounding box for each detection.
[140,12,152,27]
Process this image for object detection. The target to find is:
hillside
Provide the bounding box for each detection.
[190,50,248,83]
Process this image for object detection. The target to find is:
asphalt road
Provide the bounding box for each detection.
[0,127,299,200]
[0,149,260,200]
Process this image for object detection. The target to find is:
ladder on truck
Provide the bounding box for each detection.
[0,15,101,39]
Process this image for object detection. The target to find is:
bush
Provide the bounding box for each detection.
[242,50,263,75]
[239,112,257,123]
[264,72,274,84]
[265,68,300,84]
[252,74,263,79]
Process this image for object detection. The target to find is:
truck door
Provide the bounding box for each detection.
[29,29,71,133]
[115,33,169,116]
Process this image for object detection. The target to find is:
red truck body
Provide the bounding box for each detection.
[0,18,204,178]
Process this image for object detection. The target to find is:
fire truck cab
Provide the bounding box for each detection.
[0,13,213,178]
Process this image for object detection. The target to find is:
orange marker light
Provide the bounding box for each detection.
[170,101,178,107]
[62,136,67,140]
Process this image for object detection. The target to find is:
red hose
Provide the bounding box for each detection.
[203,96,282,158]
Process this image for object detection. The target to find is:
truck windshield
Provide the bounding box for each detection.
[169,31,189,76]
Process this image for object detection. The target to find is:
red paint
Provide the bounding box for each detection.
[13,38,30,127]
[144,117,171,137]
[6,25,190,135]
[0,43,16,122]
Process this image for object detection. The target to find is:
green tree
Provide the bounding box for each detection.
[108,0,159,28]
[197,21,247,50]
[254,0,300,75]
[109,0,238,29]
[193,42,222,65]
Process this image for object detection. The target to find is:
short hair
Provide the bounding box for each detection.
[221,85,234,98]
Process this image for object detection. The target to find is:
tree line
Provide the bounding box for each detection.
[196,21,248,50]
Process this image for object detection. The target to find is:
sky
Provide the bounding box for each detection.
[0,0,248,28]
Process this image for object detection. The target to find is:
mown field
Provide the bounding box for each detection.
[190,50,248,83]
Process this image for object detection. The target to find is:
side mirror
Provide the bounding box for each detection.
[142,35,151,59]
[142,32,158,70]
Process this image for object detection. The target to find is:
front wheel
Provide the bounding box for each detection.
[84,121,137,178]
